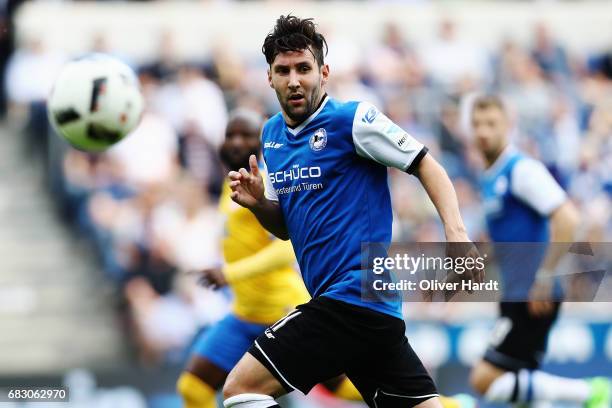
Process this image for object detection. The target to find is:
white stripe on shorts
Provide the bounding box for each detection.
[270,311,302,332]
[254,340,299,392]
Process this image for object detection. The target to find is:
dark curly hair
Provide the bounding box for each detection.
[262,15,328,67]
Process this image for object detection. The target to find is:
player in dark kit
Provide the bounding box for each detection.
[468,95,610,407]
[223,15,482,408]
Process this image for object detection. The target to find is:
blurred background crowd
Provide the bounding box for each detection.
[0,0,611,406]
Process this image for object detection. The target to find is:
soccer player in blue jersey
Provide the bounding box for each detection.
[222,15,481,408]
[468,95,610,407]
[177,109,364,408]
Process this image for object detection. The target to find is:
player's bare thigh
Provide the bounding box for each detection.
[470,359,507,395]
[223,352,287,399]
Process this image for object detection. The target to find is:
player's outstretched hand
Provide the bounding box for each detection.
[464,242,485,286]
[528,279,555,317]
[424,241,485,301]
[228,154,265,209]
[196,267,228,290]
[444,241,485,298]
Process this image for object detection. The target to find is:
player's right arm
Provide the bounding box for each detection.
[228,154,290,240]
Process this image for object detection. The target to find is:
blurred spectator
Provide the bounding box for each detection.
[180,66,228,144]
[323,24,380,105]
[4,36,65,157]
[327,68,382,108]
[125,274,229,364]
[364,22,410,90]
[4,36,64,107]
[600,50,612,81]
[107,112,180,188]
[500,48,559,166]
[531,22,571,81]
[178,66,227,188]
[0,0,8,116]
[123,176,227,364]
[419,19,490,93]
[141,30,181,82]
[434,98,472,180]
[151,177,222,272]
[0,0,28,117]
[550,96,581,187]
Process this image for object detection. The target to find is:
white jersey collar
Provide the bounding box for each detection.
[286,95,330,136]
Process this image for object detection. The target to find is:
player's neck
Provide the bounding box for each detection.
[284,93,327,129]
[283,112,300,128]
[485,144,510,168]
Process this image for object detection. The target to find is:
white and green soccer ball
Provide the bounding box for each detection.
[47,54,144,152]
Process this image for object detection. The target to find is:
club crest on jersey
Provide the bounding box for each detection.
[309,128,327,151]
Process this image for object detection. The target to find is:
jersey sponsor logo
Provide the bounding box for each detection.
[264,142,284,149]
[269,164,324,195]
[269,164,322,184]
[309,128,327,151]
[362,106,379,124]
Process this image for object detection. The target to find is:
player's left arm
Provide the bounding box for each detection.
[352,102,483,284]
[512,159,580,276]
[536,202,580,282]
[412,154,470,242]
[353,102,470,241]
[512,159,580,315]
[412,154,485,290]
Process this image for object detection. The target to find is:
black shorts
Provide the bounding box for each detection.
[247,296,438,408]
[484,302,561,371]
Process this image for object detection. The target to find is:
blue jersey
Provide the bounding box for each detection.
[480,148,566,299]
[262,96,426,318]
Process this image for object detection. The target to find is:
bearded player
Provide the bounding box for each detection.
[177,109,363,407]
[223,15,483,408]
[469,94,610,407]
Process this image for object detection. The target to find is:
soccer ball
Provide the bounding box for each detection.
[47,54,144,152]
